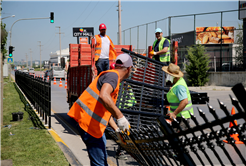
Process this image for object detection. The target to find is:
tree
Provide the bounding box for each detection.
[1,22,8,62]
[234,24,243,66]
[185,44,210,86]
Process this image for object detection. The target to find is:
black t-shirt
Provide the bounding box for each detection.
[97,72,118,92]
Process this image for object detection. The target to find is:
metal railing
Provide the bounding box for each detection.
[120,9,245,71]
[15,71,51,128]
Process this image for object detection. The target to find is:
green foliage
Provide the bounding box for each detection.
[2,79,69,165]
[1,23,8,61]
[234,24,243,65]
[185,44,210,86]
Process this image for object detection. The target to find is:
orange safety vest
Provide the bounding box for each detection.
[67,70,120,138]
[95,34,117,61]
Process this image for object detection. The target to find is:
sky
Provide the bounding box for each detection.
[1,0,242,62]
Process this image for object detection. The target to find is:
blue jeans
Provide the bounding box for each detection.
[77,124,108,166]
[96,58,109,75]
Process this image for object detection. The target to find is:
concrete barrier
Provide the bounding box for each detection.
[183,71,246,87]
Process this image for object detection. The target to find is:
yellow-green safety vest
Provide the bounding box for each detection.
[167,77,193,118]
[119,85,137,109]
[152,37,170,62]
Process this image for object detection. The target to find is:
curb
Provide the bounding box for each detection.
[13,78,83,166]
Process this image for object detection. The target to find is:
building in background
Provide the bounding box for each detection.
[49,48,69,68]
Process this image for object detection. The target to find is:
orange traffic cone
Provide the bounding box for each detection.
[64,79,67,89]
[59,78,63,87]
[223,107,244,144]
[53,77,57,85]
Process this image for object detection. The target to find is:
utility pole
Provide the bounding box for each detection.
[30,49,32,68]
[38,41,43,71]
[0,52,3,126]
[117,0,122,45]
[26,54,28,68]
[56,26,64,66]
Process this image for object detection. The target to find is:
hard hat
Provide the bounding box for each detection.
[99,23,107,30]
[110,62,115,69]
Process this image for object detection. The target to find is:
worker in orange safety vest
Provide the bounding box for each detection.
[94,23,117,75]
[67,53,133,166]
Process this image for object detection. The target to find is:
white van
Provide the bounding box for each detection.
[50,66,65,80]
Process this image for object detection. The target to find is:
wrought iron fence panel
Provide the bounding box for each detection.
[15,71,51,128]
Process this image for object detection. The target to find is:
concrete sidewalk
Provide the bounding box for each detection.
[49,109,140,166]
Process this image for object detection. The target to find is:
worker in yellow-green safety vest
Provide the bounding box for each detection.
[162,63,193,133]
[149,28,170,66]
[118,84,137,109]
[116,83,137,160]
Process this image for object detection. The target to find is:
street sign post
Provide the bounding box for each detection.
[7,57,14,64]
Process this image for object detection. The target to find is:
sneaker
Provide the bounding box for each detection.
[115,151,128,160]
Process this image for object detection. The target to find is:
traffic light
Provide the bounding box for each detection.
[9,46,14,57]
[50,12,54,23]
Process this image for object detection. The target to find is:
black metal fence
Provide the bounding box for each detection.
[105,49,246,166]
[15,71,51,128]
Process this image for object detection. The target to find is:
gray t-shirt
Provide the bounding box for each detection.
[97,72,118,92]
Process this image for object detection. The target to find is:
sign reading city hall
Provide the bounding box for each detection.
[73,27,94,37]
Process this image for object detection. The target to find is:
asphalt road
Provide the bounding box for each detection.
[50,80,246,166]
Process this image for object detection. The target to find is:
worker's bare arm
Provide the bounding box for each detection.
[108,116,119,131]
[156,47,168,55]
[99,83,123,119]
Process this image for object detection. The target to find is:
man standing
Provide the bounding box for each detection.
[95,23,117,75]
[150,28,170,65]
[68,54,133,166]
[162,63,193,132]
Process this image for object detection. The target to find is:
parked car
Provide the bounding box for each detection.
[50,66,65,80]
[22,68,28,74]
[29,68,35,74]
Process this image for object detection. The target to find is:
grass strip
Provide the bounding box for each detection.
[1,78,69,166]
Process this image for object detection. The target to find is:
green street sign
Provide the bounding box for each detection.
[7,57,14,64]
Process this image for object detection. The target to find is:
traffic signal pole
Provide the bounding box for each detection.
[9,17,50,46]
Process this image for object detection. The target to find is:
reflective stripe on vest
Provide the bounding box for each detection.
[67,70,120,138]
[118,85,136,109]
[167,77,193,118]
[76,97,107,126]
[169,100,192,107]
[95,35,117,61]
[152,37,170,62]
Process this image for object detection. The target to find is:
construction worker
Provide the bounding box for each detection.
[67,53,133,166]
[95,23,117,75]
[150,28,170,65]
[162,63,193,132]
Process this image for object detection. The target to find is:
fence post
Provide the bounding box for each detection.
[194,14,196,45]
[220,12,223,71]
[157,115,196,166]
[146,24,148,55]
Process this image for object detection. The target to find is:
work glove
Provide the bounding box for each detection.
[149,50,154,55]
[115,128,126,145]
[149,50,157,55]
[117,116,130,132]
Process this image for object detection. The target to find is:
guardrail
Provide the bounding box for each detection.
[15,71,51,128]
[105,49,246,165]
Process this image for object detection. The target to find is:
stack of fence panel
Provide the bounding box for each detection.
[117,48,168,130]
[106,82,246,166]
